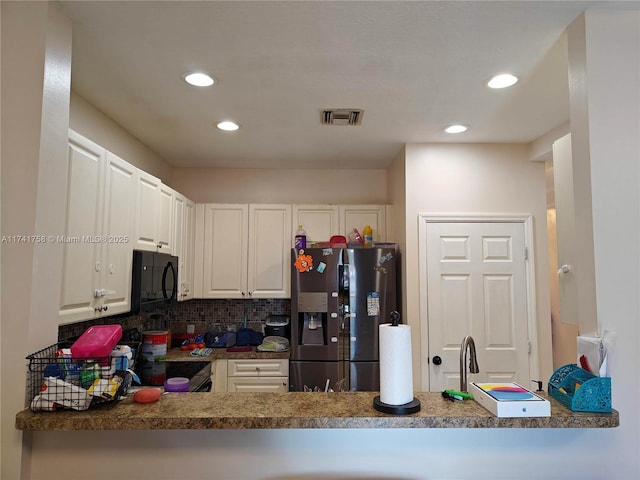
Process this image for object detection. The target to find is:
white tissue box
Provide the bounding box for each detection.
[470,382,550,418]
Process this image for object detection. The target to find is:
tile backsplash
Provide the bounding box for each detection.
[168,298,291,335]
[58,298,291,341]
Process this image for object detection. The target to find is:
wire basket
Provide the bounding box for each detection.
[26,341,139,412]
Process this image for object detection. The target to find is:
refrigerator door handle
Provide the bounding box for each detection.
[342,313,355,330]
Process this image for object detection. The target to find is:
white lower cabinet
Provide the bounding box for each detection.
[212,359,289,392]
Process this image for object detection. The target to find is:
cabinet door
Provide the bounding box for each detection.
[339,205,387,242]
[59,132,104,324]
[201,204,248,298]
[211,359,228,392]
[227,377,289,393]
[157,184,174,253]
[292,205,339,246]
[173,192,186,299]
[99,152,136,316]
[182,199,196,300]
[134,170,161,251]
[248,204,291,298]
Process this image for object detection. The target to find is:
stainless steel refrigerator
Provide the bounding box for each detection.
[289,245,398,391]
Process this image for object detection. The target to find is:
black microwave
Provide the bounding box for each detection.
[131,250,178,313]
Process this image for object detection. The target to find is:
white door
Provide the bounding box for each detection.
[424,221,531,391]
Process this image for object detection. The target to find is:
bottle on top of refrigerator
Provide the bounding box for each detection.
[295,224,307,250]
[363,225,373,247]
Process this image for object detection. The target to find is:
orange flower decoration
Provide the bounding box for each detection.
[294,251,314,273]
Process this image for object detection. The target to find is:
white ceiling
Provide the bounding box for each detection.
[59,1,632,170]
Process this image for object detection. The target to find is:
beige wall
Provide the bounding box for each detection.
[70,92,173,183]
[547,208,579,368]
[1,2,72,479]
[387,146,407,317]
[172,167,388,204]
[398,143,553,389]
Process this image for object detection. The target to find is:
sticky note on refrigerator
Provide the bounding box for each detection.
[367,292,380,316]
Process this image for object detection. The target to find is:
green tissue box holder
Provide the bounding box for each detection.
[548,364,611,413]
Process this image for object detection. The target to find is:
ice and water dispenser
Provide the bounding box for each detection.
[297,292,328,346]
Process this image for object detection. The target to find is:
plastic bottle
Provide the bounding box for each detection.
[294,224,307,250]
[363,225,373,248]
[349,228,363,245]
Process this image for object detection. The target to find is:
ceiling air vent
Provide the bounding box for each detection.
[321,109,364,126]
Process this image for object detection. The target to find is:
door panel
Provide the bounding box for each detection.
[59,135,103,323]
[101,152,136,315]
[425,221,530,391]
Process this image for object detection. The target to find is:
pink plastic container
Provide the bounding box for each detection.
[71,324,122,359]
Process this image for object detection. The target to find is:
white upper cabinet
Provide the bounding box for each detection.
[59,131,136,324]
[182,198,196,301]
[173,192,195,301]
[247,204,292,298]
[198,203,248,298]
[292,204,390,245]
[134,170,161,252]
[195,204,291,299]
[339,205,387,242]
[100,151,137,315]
[292,205,339,246]
[133,171,174,253]
[157,183,174,252]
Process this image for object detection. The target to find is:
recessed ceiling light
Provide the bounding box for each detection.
[183,72,215,87]
[444,124,469,134]
[487,73,518,89]
[216,121,240,131]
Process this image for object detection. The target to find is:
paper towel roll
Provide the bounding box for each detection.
[379,323,414,405]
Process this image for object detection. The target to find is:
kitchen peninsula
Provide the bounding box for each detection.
[16,392,618,431]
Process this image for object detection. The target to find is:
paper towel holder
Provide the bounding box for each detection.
[373,395,421,415]
[373,311,421,415]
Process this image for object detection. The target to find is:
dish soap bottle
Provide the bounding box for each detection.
[363,225,373,248]
[295,224,307,250]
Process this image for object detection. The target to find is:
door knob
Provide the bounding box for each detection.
[432,356,442,365]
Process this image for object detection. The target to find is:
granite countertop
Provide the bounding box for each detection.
[15,392,619,431]
[165,347,290,361]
